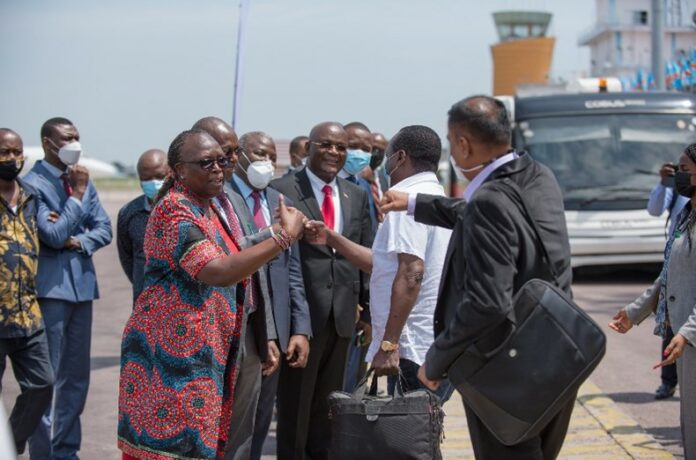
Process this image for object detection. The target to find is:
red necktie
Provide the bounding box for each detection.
[370,180,384,223]
[251,191,267,230]
[60,174,73,197]
[321,185,335,230]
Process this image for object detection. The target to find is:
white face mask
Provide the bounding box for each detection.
[56,141,82,166]
[244,152,275,190]
[450,154,491,189]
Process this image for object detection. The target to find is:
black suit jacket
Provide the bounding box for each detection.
[415,152,572,380]
[270,168,373,339]
[228,180,312,352]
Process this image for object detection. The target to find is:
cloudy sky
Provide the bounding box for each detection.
[0,0,593,165]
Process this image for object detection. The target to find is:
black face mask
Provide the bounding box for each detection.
[0,159,23,181]
[675,171,695,198]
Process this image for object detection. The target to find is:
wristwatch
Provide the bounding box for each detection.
[380,340,399,353]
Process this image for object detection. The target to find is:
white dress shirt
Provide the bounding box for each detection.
[305,167,343,234]
[366,171,453,366]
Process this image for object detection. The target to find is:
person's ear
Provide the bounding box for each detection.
[458,135,472,161]
[174,163,186,180]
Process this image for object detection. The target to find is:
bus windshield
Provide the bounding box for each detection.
[515,114,696,210]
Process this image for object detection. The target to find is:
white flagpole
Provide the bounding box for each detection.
[232,0,251,129]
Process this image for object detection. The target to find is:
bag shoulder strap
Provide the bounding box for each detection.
[502,178,560,286]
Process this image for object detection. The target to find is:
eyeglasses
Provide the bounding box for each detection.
[311,141,347,153]
[179,157,230,170]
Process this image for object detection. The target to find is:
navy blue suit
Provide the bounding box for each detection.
[23,160,112,459]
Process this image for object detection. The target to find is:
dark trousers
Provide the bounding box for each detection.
[276,316,350,460]
[30,299,92,460]
[0,330,54,455]
[250,358,280,460]
[661,326,678,387]
[387,358,455,403]
[342,330,368,392]
[225,313,262,460]
[464,392,576,460]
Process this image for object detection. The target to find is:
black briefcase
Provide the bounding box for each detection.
[447,181,606,446]
[328,369,445,460]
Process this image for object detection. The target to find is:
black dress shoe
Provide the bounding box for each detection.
[655,383,676,400]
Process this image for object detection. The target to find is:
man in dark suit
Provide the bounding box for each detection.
[382,96,573,460]
[191,117,280,460]
[229,131,312,460]
[271,121,373,460]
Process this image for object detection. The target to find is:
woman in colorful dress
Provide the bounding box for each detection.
[117,129,304,460]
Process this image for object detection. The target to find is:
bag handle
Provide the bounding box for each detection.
[352,368,405,400]
[502,178,560,286]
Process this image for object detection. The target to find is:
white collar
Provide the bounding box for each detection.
[305,167,337,190]
[463,151,519,201]
[391,171,440,191]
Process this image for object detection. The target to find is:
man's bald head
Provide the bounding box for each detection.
[136,149,167,180]
[447,95,511,147]
[307,122,348,183]
[192,117,236,144]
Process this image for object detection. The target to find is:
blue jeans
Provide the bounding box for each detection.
[29,300,92,460]
[387,358,455,403]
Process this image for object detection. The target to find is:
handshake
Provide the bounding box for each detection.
[302,190,409,244]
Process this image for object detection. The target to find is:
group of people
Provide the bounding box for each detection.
[0,118,112,460]
[1,93,695,460]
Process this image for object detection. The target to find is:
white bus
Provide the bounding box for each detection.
[509,91,696,267]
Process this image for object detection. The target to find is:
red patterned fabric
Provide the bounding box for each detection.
[118,181,244,460]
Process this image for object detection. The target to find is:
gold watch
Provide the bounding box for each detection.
[380,340,399,353]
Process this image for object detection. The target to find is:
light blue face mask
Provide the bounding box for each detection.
[141,179,164,200]
[342,149,372,176]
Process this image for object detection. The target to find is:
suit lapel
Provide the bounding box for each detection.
[224,183,257,236]
[294,170,322,222]
[267,189,280,224]
[337,178,353,237]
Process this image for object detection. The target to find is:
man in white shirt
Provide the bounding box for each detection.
[304,125,453,399]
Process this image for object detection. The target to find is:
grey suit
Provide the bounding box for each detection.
[625,211,696,457]
[416,153,575,459]
[217,186,276,460]
[228,179,312,460]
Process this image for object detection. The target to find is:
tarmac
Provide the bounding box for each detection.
[252,378,676,460]
[1,189,681,459]
[437,380,675,460]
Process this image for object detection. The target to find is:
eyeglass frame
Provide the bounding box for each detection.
[310,140,348,153]
[178,156,230,171]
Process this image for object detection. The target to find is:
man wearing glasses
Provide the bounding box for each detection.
[271,122,373,460]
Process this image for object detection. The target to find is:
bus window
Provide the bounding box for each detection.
[515,114,696,211]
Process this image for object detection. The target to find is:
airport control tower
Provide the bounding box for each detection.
[491,11,555,95]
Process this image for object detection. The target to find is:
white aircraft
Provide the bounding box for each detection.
[20,146,121,178]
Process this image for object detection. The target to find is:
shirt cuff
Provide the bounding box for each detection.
[69,196,83,207]
[407,193,417,216]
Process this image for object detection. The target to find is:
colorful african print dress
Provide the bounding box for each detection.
[118,182,244,459]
